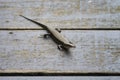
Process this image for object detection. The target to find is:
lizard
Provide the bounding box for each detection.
[20,15,76,50]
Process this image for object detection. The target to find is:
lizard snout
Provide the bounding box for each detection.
[65,43,76,48]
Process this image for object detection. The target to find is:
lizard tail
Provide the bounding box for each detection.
[20,15,48,29]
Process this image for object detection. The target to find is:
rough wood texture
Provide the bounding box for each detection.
[0,0,120,29]
[0,30,120,73]
[0,0,120,74]
[0,77,120,80]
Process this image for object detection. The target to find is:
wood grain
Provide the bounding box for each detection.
[0,0,120,29]
[0,30,120,73]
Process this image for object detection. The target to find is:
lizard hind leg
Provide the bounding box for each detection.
[43,33,51,39]
[55,28,61,33]
[39,33,51,38]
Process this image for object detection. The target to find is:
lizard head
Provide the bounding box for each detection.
[64,42,76,48]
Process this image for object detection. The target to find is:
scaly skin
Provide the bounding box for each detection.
[20,15,75,50]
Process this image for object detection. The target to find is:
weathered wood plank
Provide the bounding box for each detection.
[0,0,120,28]
[0,30,120,73]
[0,77,120,80]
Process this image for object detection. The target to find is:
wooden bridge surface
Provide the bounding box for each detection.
[0,0,120,76]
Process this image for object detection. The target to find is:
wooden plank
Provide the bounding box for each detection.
[0,77,120,80]
[0,30,120,73]
[0,0,120,29]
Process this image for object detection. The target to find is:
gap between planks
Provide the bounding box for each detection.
[0,28,120,30]
[0,70,120,76]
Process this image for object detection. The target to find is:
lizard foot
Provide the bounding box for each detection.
[41,34,50,39]
[43,34,51,39]
[55,28,61,33]
[38,34,50,39]
[57,45,63,50]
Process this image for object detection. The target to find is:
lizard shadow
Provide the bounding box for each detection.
[61,47,72,56]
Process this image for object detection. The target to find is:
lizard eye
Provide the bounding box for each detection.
[69,41,73,44]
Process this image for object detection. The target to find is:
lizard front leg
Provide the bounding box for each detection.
[57,45,63,50]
